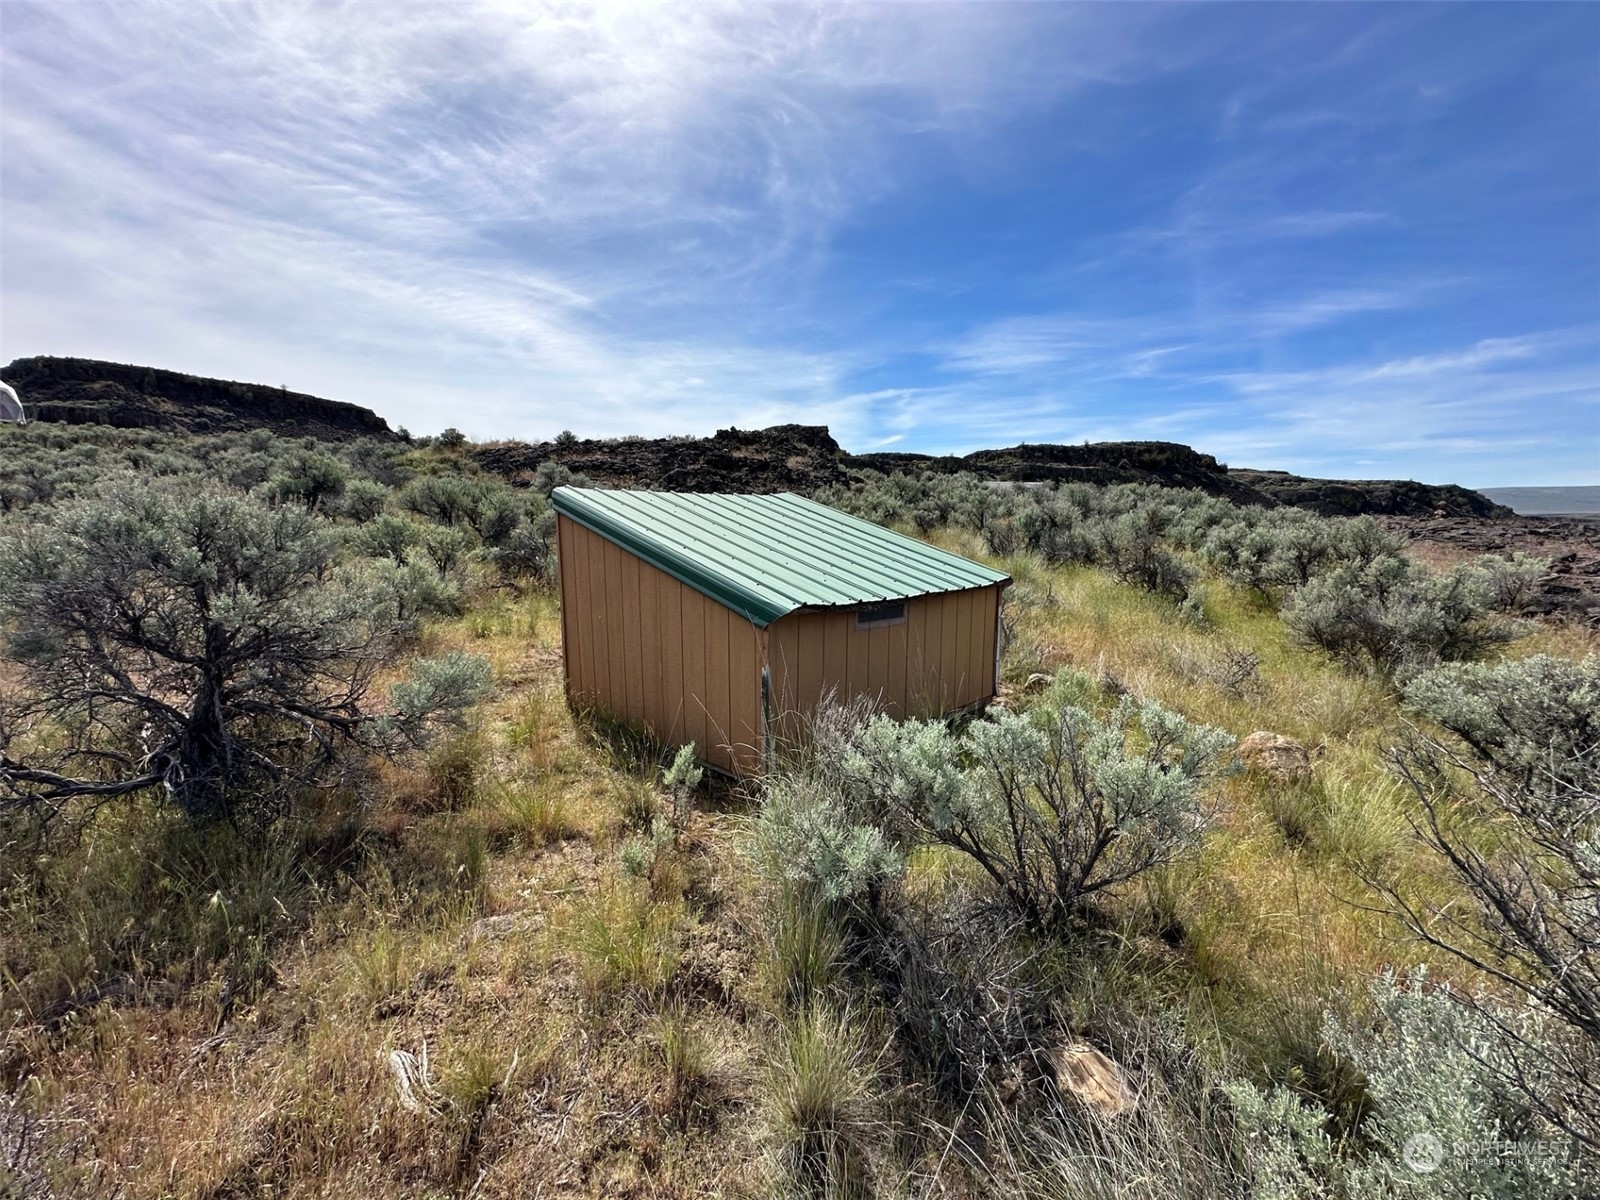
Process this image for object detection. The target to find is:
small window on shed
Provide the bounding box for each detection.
[855,601,906,629]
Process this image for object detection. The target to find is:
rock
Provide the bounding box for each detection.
[1236,732,1312,779]
[472,423,851,495]
[1048,1041,1136,1118]
[472,426,1513,518]
[465,915,518,943]
[856,440,1270,506]
[1,356,392,440]
[1231,469,1510,518]
[1376,513,1600,627]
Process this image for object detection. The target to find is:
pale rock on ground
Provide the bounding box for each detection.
[1048,1041,1136,1118]
[1235,731,1312,780]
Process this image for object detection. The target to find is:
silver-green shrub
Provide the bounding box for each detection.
[821,470,1543,684]
[1284,553,1540,676]
[0,480,486,831]
[790,674,1233,932]
[1388,655,1600,1151]
[265,446,349,510]
[387,651,492,744]
[1402,654,1599,796]
[1228,969,1586,1199]
[661,742,703,840]
[753,773,907,906]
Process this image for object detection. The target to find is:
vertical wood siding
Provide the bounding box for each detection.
[765,584,1002,745]
[557,514,762,775]
[559,515,1003,774]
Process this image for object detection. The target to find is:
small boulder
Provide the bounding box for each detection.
[1236,731,1312,779]
[1048,1041,1136,1118]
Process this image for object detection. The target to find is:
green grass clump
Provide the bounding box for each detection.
[562,882,682,1003]
[765,1006,881,1199]
[763,885,846,1015]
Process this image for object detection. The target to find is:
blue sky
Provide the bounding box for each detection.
[2,2,1596,485]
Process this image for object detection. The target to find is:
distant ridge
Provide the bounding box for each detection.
[1480,487,1600,516]
[0,356,1515,520]
[0,356,393,441]
[474,427,1512,519]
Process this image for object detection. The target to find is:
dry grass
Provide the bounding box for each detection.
[4,587,768,1198]
[6,540,1594,1198]
[762,889,846,1017]
[985,547,1598,1067]
[764,1005,884,1199]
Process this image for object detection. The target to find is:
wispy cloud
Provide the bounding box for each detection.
[0,1,1135,439]
[1139,208,1396,251]
[1198,331,1599,475]
[941,285,1427,377]
[2,1,1595,484]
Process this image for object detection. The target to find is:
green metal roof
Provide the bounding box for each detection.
[552,487,1010,628]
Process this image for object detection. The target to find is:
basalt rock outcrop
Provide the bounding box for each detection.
[475,424,1593,620]
[473,424,854,494]
[854,440,1275,506]
[2,355,1514,520]
[475,425,1509,520]
[1379,512,1600,626]
[1232,468,1509,519]
[0,356,393,441]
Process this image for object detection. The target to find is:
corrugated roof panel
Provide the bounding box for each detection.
[551,487,1010,627]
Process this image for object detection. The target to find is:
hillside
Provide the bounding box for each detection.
[478,426,1600,621]
[1227,467,1508,519]
[0,356,393,441]
[475,426,1511,519]
[2,357,1517,520]
[1,418,1596,1197]
[473,424,854,494]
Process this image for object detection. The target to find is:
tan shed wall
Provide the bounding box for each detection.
[765,584,1003,746]
[557,514,763,775]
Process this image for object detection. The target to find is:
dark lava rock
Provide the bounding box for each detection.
[1,356,393,441]
[476,424,1506,527]
[17,356,1557,613]
[1232,469,1511,519]
[472,424,852,494]
[855,440,1274,506]
[476,421,1591,622]
[1378,513,1600,626]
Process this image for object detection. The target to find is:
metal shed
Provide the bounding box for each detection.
[551,487,1011,775]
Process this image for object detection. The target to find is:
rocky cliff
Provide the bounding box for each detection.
[0,357,393,441]
[852,440,1272,506]
[473,424,854,494]
[475,426,1510,519]
[0,356,1514,521]
[1230,469,1508,519]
